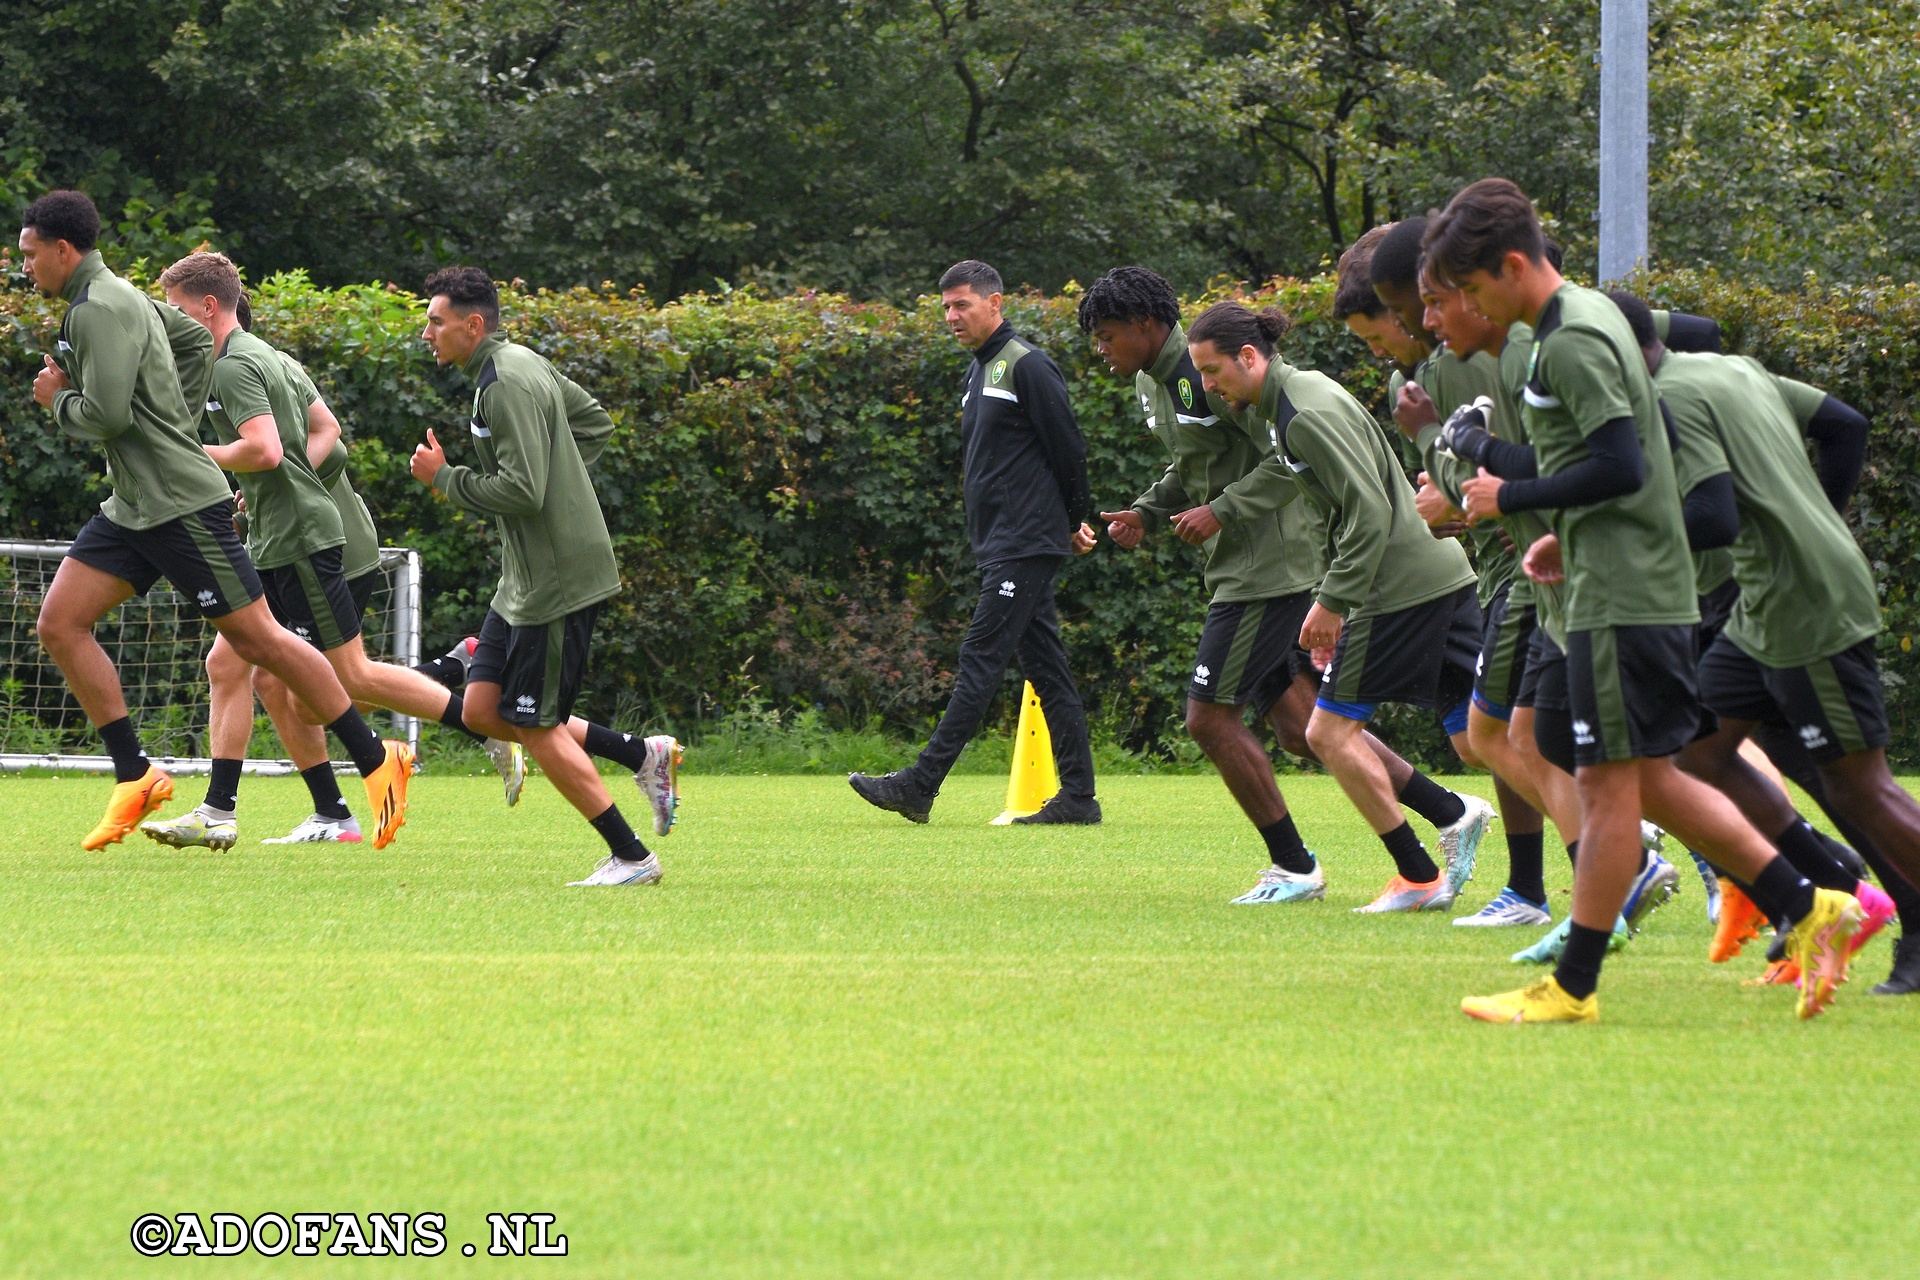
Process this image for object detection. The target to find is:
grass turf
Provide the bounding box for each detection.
[2,771,1916,1278]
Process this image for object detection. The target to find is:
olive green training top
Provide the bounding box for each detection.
[280,353,382,582]
[1252,359,1474,621]
[1657,352,1880,669]
[1403,347,1518,607]
[50,252,234,530]
[206,328,345,569]
[1519,284,1698,633]
[1128,326,1325,603]
[434,333,621,626]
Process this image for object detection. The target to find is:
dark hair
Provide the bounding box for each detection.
[1076,265,1181,334]
[159,251,244,309]
[1422,178,1547,286]
[938,259,1003,296]
[21,190,101,253]
[1543,237,1564,273]
[423,266,500,330]
[1605,290,1658,348]
[235,292,253,331]
[1334,225,1392,319]
[1368,216,1430,293]
[1186,301,1292,358]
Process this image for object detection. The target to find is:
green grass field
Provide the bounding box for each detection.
[3,771,1916,1278]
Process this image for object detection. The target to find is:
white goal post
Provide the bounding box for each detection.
[0,539,422,774]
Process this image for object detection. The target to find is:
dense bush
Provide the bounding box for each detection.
[2,267,1917,766]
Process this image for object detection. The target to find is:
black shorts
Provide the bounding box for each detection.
[1513,628,1569,712]
[1565,624,1701,766]
[348,569,379,622]
[1472,584,1537,721]
[1189,592,1312,714]
[1697,578,1741,652]
[469,604,600,728]
[261,546,364,652]
[66,503,263,620]
[1697,634,1889,765]
[1318,585,1481,717]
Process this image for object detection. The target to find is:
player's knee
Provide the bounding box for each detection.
[1303,713,1345,760]
[1273,722,1313,760]
[461,698,496,735]
[34,607,78,653]
[1453,735,1485,771]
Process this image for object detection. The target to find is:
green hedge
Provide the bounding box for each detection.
[3,269,1917,766]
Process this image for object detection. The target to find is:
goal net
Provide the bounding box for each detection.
[0,540,422,774]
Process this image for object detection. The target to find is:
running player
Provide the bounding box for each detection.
[410,267,680,886]
[849,261,1101,826]
[20,191,414,850]
[1186,300,1495,913]
[138,251,512,850]
[1387,260,1567,926]
[1428,178,1859,1022]
[144,292,528,849]
[1080,267,1488,903]
[1600,295,1907,984]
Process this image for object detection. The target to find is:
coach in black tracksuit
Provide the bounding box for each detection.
[849,259,1101,825]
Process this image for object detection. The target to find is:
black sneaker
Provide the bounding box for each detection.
[1872,933,1920,995]
[1012,793,1102,825]
[848,771,934,824]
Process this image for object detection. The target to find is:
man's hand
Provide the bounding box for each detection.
[1414,473,1465,530]
[1170,504,1222,545]
[1459,466,1505,523]
[33,355,69,409]
[1393,382,1439,439]
[1299,600,1345,651]
[1071,521,1097,554]
[1101,509,1144,549]
[410,428,448,486]
[1522,533,1565,584]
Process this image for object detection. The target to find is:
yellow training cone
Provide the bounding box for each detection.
[991,681,1060,825]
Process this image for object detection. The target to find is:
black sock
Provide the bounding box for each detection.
[204,758,242,813]
[1566,838,1579,869]
[1749,856,1818,927]
[301,762,351,821]
[589,803,648,862]
[1259,814,1314,874]
[1506,830,1546,906]
[1397,771,1466,829]
[438,694,486,744]
[1381,822,1440,883]
[582,722,649,771]
[98,716,149,784]
[327,708,390,776]
[413,653,467,691]
[1553,922,1613,1000]
[1773,820,1859,893]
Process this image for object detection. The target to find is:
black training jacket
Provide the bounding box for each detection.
[959,322,1092,565]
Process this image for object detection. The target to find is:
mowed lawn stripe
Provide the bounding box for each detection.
[2,774,1916,1278]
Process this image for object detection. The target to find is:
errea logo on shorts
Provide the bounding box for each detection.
[196,590,217,608]
[1799,724,1830,750]
[1194,664,1211,686]
[516,695,538,715]
[1573,719,1595,746]
[998,580,1016,598]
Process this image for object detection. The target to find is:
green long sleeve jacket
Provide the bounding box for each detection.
[433,333,621,625]
[51,252,233,530]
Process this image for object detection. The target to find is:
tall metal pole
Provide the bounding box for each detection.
[1598,0,1649,283]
